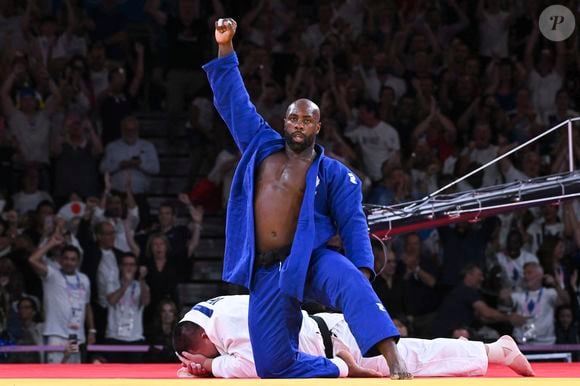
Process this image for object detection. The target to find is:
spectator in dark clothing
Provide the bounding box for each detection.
[555,305,579,344]
[144,233,179,323]
[438,218,498,292]
[23,201,55,246]
[432,264,525,338]
[52,114,103,204]
[400,233,439,337]
[98,44,144,145]
[86,1,129,62]
[145,0,224,141]
[144,298,178,363]
[372,241,405,319]
[139,196,203,281]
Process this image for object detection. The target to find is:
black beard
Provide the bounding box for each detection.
[284,131,314,153]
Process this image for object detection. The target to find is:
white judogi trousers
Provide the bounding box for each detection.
[320,314,488,377]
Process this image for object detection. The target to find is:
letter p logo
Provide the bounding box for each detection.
[539,5,576,42]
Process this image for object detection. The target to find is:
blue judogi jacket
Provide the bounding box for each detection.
[203,53,374,301]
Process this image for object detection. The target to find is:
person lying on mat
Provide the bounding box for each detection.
[172,295,535,378]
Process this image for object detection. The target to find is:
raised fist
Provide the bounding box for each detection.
[214,18,237,45]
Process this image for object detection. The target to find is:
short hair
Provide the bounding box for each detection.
[523,261,542,273]
[159,201,175,215]
[95,221,113,235]
[121,115,139,130]
[172,321,203,355]
[61,245,81,259]
[357,99,379,117]
[35,200,55,213]
[460,263,482,278]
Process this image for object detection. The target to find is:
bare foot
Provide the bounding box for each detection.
[498,335,535,377]
[336,351,382,378]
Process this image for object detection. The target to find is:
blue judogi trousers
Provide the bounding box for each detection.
[248,247,399,378]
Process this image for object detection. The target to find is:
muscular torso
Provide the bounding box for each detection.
[254,151,313,253]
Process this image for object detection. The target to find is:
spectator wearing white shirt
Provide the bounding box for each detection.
[93,176,140,254]
[344,100,400,182]
[100,116,160,194]
[105,252,150,362]
[28,237,95,363]
[100,116,158,226]
[504,262,569,344]
[525,205,564,256]
[524,25,566,125]
[477,0,513,58]
[12,168,53,215]
[1,62,61,187]
[495,230,539,291]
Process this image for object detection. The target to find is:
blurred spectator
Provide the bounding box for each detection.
[524,24,566,125]
[477,0,513,58]
[141,196,203,281]
[9,296,42,363]
[87,41,111,99]
[500,149,540,183]
[100,115,159,199]
[371,241,404,319]
[143,233,179,323]
[1,62,61,189]
[23,200,55,246]
[495,229,539,291]
[432,264,525,338]
[546,89,579,128]
[28,238,95,363]
[438,218,498,291]
[506,88,541,144]
[92,174,140,253]
[525,205,564,255]
[77,217,123,343]
[145,0,223,141]
[11,168,53,215]
[400,233,438,337]
[104,252,150,363]
[86,0,129,62]
[555,305,579,345]
[537,236,570,291]
[506,261,569,344]
[51,114,103,205]
[367,166,417,206]
[144,298,178,363]
[457,123,500,188]
[344,100,400,182]
[97,45,144,145]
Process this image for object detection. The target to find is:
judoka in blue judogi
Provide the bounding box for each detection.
[202,18,406,379]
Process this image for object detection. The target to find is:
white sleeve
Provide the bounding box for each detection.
[211,354,258,378]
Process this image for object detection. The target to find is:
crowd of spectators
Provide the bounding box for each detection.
[0,0,580,363]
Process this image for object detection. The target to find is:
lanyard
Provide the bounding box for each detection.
[524,288,543,316]
[60,270,81,291]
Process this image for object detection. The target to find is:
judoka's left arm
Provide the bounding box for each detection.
[328,165,375,279]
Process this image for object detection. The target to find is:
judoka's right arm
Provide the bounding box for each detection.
[180,351,257,378]
[203,18,273,153]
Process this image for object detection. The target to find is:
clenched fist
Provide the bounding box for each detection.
[214,18,237,45]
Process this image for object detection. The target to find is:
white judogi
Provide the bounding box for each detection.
[179,295,487,378]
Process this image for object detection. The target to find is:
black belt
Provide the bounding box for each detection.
[310,315,334,359]
[254,245,292,268]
